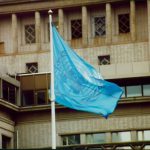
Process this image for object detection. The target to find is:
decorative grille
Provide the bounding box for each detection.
[98,55,110,65]
[71,19,82,39]
[118,14,130,33]
[94,17,106,36]
[26,62,38,73]
[25,24,35,44]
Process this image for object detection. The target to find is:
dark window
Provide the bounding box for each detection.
[71,19,82,39]
[36,90,46,105]
[2,135,11,149]
[25,24,35,44]
[22,91,34,106]
[98,55,110,65]
[26,62,38,73]
[94,17,106,36]
[62,134,80,145]
[2,80,16,104]
[118,14,130,33]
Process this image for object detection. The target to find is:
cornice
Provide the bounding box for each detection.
[0,0,126,14]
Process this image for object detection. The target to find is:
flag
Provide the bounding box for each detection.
[52,26,123,118]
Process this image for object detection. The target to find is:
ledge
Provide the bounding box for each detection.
[119,96,150,104]
[52,141,150,150]
[0,99,19,111]
[0,96,150,112]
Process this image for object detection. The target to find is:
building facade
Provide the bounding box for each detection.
[0,0,150,149]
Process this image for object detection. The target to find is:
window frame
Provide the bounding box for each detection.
[118,13,130,34]
[26,62,38,73]
[71,19,82,39]
[61,134,81,146]
[24,24,36,44]
[92,16,106,37]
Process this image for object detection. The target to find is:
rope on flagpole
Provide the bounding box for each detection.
[48,9,56,149]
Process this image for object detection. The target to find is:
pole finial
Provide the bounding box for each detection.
[48,9,53,14]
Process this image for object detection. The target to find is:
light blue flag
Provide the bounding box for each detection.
[52,26,123,118]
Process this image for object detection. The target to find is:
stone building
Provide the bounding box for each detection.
[0,0,150,149]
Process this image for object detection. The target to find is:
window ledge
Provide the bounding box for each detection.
[0,98,19,111]
[119,96,150,104]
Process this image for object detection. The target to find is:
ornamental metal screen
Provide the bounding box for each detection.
[71,19,82,39]
[25,24,35,44]
[94,17,106,36]
[98,55,110,65]
[118,14,130,33]
[26,62,38,73]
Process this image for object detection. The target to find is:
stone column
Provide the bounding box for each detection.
[12,14,18,53]
[106,3,112,44]
[130,0,136,41]
[82,6,88,47]
[58,8,64,37]
[147,0,150,56]
[0,133,2,149]
[35,11,41,51]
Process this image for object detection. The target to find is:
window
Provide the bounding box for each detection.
[62,134,80,145]
[71,19,82,39]
[94,17,106,37]
[138,130,150,141]
[98,55,110,65]
[2,135,11,149]
[137,130,150,149]
[2,80,17,104]
[36,90,46,105]
[118,14,130,33]
[22,90,47,106]
[112,131,131,142]
[126,85,142,97]
[26,62,38,73]
[143,84,150,96]
[86,133,106,144]
[22,90,34,106]
[25,24,35,44]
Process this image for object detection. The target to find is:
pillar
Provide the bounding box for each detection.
[35,11,41,51]
[147,0,150,55]
[12,14,18,53]
[106,3,112,44]
[130,0,136,41]
[82,6,88,47]
[58,9,64,37]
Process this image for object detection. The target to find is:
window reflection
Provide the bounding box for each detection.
[137,130,150,141]
[86,133,106,144]
[62,134,80,145]
[112,131,131,142]
[143,85,150,96]
[127,85,142,97]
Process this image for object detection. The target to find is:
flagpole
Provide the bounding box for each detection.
[48,10,56,149]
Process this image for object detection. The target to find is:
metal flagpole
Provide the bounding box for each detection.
[48,10,56,149]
